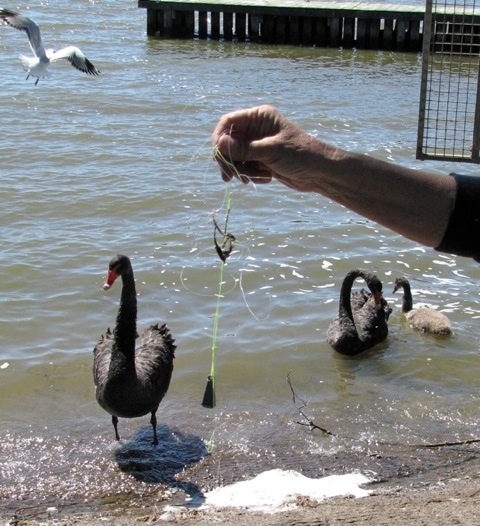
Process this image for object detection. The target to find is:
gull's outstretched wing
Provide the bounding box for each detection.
[50,46,100,75]
[0,8,47,60]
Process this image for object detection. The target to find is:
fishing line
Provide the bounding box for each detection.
[238,269,272,322]
[201,182,233,410]
[179,248,237,297]
[201,141,279,419]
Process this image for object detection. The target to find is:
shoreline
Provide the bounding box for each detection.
[5,453,480,526]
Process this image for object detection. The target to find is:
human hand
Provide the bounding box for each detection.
[211,104,317,191]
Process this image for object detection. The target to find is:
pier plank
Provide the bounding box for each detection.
[139,0,426,21]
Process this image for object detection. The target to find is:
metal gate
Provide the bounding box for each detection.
[417,0,480,162]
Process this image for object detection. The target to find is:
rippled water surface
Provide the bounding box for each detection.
[0,0,479,519]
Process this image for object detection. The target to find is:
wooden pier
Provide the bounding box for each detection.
[138,0,428,51]
[138,0,480,52]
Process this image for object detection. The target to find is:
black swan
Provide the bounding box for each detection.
[326,269,391,356]
[93,255,176,444]
[392,276,452,336]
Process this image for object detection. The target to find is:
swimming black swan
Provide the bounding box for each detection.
[93,255,176,445]
[327,269,391,356]
[392,276,452,336]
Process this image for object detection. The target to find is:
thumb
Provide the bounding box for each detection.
[215,133,248,163]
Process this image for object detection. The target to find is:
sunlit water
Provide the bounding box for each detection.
[0,0,479,519]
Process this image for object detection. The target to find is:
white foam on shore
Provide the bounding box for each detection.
[161,469,372,519]
[202,469,372,512]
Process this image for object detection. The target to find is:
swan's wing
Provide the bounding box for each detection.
[326,312,363,355]
[93,328,114,388]
[353,299,389,343]
[350,289,370,310]
[0,8,47,60]
[135,324,175,396]
[49,46,100,75]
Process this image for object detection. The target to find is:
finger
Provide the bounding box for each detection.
[215,157,235,182]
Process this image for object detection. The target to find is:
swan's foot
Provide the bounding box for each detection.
[150,412,158,446]
[112,415,120,441]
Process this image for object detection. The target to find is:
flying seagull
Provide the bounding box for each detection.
[0,8,100,85]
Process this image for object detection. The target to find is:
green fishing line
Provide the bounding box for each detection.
[203,145,239,453]
[202,183,233,411]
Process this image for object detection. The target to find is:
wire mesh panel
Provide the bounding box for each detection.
[417,0,480,162]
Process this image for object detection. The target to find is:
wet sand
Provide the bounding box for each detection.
[6,478,480,526]
[4,443,480,526]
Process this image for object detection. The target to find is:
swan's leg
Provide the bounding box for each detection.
[150,412,158,445]
[34,77,39,86]
[112,415,120,441]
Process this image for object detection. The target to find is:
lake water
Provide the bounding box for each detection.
[0,0,479,520]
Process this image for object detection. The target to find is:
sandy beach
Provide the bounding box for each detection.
[7,477,480,526]
[5,446,480,526]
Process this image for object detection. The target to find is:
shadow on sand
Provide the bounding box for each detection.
[114,423,207,506]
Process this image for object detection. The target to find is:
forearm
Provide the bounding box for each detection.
[283,135,457,247]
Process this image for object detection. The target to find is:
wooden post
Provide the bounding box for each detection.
[368,19,381,49]
[249,14,262,42]
[236,13,247,41]
[171,10,194,38]
[198,11,208,39]
[396,19,408,50]
[224,12,234,40]
[262,14,275,43]
[356,18,367,48]
[314,17,328,47]
[409,20,421,51]
[184,11,195,37]
[161,9,173,38]
[289,16,300,45]
[343,17,355,48]
[211,11,220,40]
[329,17,341,47]
[276,15,287,44]
[146,9,159,36]
[383,18,394,50]
[171,10,181,37]
[302,16,314,45]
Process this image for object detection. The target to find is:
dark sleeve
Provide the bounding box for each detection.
[435,173,480,262]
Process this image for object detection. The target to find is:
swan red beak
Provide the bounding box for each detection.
[373,291,383,310]
[103,268,120,291]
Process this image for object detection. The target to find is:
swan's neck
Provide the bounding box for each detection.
[400,283,413,313]
[113,271,137,359]
[339,273,357,319]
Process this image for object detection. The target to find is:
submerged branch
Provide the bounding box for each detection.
[412,438,480,449]
[286,374,480,449]
[286,373,336,437]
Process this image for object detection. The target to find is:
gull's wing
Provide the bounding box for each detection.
[49,46,100,75]
[0,8,47,60]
